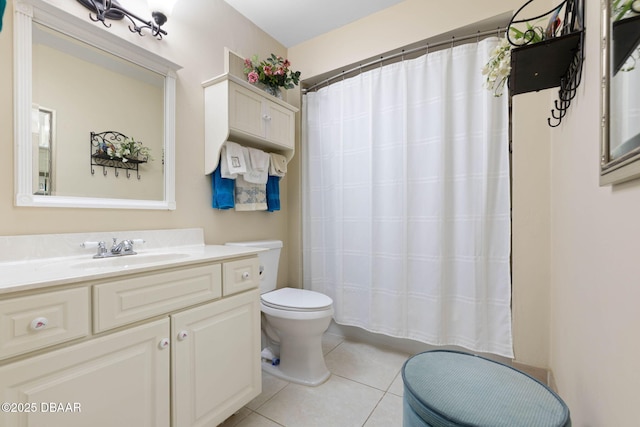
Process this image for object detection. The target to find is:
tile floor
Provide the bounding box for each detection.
[219,333,411,427]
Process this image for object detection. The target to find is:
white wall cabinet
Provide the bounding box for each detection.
[0,256,261,427]
[202,74,299,175]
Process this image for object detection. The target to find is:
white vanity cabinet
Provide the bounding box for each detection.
[202,74,298,175]
[0,255,261,427]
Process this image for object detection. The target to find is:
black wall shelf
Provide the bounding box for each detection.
[510,31,583,95]
[507,0,585,127]
[90,131,147,179]
[613,14,640,74]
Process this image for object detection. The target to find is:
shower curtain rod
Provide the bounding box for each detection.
[303,26,507,93]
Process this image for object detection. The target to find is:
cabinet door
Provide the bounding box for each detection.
[172,289,261,427]
[229,83,265,140]
[0,319,170,427]
[264,100,295,149]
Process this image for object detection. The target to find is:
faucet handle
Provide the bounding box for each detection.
[131,239,145,245]
[81,241,108,257]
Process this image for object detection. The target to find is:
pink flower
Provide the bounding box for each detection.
[283,59,291,68]
[247,71,259,83]
[263,66,273,76]
[275,67,285,76]
[244,58,253,68]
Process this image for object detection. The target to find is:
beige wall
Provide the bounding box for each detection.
[0,0,292,284]
[549,0,640,425]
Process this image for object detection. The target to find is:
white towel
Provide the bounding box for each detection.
[224,141,247,177]
[235,175,267,211]
[269,153,287,177]
[242,147,269,184]
[220,145,237,179]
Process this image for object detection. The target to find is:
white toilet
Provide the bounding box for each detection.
[225,240,334,386]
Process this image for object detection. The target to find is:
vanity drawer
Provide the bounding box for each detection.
[0,288,89,360]
[223,257,260,296]
[93,263,222,333]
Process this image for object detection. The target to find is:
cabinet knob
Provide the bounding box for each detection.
[30,317,48,331]
[242,271,250,280]
[158,338,170,350]
[177,330,189,341]
[262,114,271,121]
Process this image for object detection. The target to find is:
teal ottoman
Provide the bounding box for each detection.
[402,350,571,427]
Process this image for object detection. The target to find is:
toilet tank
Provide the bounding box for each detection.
[225,240,282,294]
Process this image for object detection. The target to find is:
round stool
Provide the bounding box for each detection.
[402,350,571,427]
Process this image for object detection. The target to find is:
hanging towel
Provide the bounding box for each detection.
[224,141,247,176]
[235,175,267,211]
[242,147,269,184]
[266,175,281,212]
[211,164,235,210]
[220,145,238,179]
[0,0,6,32]
[269,153,288,177]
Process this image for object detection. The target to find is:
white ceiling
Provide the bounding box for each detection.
[223,0,406,47]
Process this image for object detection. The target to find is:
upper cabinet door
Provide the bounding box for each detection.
[264,100,295,149]
[229,83,266,140]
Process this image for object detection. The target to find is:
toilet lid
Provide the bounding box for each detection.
[261,288,333,311]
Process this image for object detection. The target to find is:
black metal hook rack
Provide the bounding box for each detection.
[507,0,585,127]
[90,131,147,180]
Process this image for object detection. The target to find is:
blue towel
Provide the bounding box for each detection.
[0,0,6,32]
[212,164,235,209]
[266,175,280,212]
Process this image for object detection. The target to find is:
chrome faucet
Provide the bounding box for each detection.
[82,238,143,258]
[110,238,135,255]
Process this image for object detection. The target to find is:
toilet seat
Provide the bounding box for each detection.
[261,288,333,312]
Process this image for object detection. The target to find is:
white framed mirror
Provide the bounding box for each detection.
[14,0,180,209]
[600,0,640,185]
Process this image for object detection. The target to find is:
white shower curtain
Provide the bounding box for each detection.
[302,38,513,358]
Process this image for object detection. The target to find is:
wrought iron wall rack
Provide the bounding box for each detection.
[507,0,585,127]
[90,131,147,179]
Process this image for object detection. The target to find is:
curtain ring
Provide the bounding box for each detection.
[451,36,455,49]
[380,56,384,68]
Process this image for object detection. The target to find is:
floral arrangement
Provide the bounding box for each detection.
[482,24,545,97]
[243,53,301,90]
[613,0,640,22]
[99,137,152,162]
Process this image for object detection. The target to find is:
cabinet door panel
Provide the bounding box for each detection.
[0,319,170,427]
[265,101,295,149]
[172,289,260,427]
[229,83,264,139]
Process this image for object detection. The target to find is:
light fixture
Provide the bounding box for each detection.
[76,0,179,40]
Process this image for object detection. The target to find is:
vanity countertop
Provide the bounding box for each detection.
[0,244,264,295]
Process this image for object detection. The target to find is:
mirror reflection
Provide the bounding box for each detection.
[31,23,165,201]
[34,106,55,195]
[609,2,640,161]
[601,0,640,184]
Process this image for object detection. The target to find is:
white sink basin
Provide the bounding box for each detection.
[69,253,191,270]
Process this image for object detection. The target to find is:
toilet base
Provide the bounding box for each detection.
[261,360,331,387]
